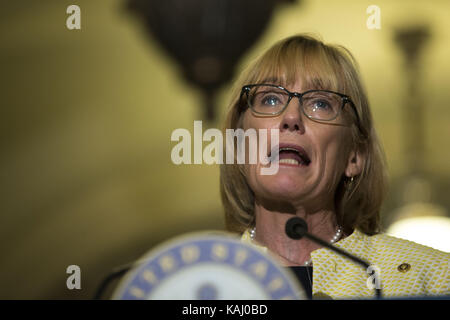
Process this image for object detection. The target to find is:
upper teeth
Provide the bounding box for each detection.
[279,147,299,153]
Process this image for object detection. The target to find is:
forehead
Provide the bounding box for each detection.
[253,78,306,92]
[246,42,345,93]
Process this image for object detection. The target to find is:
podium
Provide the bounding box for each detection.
[111,231,307,300]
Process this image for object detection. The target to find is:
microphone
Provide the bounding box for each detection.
[93,262,134,299]
[285,217,382,299]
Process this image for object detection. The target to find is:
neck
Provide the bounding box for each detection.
[253,199,340,266]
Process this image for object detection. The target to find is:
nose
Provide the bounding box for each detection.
[279,97,305,133]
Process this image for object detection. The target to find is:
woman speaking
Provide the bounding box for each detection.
[220,34,449,299]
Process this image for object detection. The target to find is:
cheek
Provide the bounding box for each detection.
[242,110,257,128]
[242,110,279,131]
[316,129,352,179]
[242,111,279,162]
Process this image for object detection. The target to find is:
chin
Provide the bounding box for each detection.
[257,173,308,201]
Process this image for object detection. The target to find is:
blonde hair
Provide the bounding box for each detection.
[220,34,388,236]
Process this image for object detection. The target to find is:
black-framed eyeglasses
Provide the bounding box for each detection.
[240,84,361,127]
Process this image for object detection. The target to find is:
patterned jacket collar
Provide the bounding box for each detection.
[241,227,367,257]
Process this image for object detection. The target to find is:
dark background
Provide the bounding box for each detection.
[0,0,449,299]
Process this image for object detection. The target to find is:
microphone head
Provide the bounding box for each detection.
[285,217,308,240]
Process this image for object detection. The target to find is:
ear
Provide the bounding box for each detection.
[345,149,364,178]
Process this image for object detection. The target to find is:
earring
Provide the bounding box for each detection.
[346,175,355,190]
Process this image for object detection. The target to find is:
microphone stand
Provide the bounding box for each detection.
[93,263,133,300]
[286,217,382,299]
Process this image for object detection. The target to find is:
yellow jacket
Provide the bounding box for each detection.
[241,228,450,299]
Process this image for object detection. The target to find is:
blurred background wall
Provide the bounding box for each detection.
[1,0,449,299]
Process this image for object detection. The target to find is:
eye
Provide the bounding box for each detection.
[312,99,331,110]
[261,94,282,106]
[253,90,286,108]
[302,91,341,120]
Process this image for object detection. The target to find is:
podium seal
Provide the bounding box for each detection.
[113,231,307,300]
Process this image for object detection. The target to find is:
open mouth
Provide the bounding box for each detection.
[269,144,311,167]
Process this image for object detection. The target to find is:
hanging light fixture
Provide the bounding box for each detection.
[126,0,298,122]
